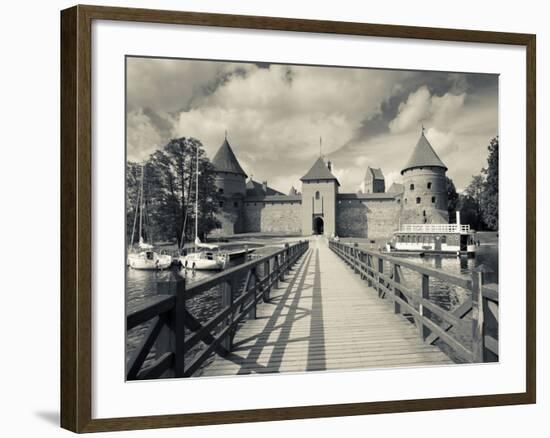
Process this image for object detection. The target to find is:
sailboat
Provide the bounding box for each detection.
[127,164,172,270]
[179,146,228,271]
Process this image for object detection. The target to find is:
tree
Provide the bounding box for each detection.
[481,137,499,230]
[126,162,142,244]
[446,177,459,222]
[456,194,482,229]
[126,137,222,248]
[465,174,485,227]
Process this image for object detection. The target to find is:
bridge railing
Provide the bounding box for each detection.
[126,240,310,380]
[329,239,498,363]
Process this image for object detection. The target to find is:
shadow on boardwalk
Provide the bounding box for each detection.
[201,238,453,376]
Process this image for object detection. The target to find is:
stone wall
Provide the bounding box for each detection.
[243,201,302,234]
[336,197,401,239]
[336,200,368,237]
[366,198,402,239]
[210,201,244,236]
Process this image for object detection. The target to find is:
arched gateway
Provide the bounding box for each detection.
[313,216,324,235]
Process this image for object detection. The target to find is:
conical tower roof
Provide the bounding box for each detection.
[212,138,247,177]
[300,156,340,185]
[401,132,447,175]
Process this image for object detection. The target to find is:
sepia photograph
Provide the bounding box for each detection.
[125,56,499,380]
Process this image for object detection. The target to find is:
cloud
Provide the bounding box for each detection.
[126,108,167,162]
[389,86,432,133]
[389,86,466,134]
[126,57,498,193]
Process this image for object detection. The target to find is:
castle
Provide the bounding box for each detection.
[210,130,449,239]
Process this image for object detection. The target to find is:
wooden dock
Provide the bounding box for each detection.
[126,238,498,380]
[201,238,452,376]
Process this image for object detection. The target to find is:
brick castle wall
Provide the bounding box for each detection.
[243,201,302,234]
[336,197,402,239]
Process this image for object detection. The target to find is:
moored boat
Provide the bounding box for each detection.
[178,145,228,271]
[388,213,477,256]
[127,164,173,270]
[128,247,173,270]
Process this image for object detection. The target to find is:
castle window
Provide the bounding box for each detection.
[315,191,320,200]
[233,201,238,207]
[218,188,224,194]
[410,184,414,190]
[431,196,436,203]
[423,210,426,217]
[416,197,421,204]
[404,198,407,204]
[427,182,432,189]
[219,201,224,207]
[397,199,401,204]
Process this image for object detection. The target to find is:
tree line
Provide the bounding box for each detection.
[446,137,498,231]
[127,137,223,248]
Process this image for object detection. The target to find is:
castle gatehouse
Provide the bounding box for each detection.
[211,131,449,239]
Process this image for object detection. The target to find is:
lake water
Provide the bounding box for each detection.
[387,243,499,362]
[126,242,282,371]
[126,239,498,370]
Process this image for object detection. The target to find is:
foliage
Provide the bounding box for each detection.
[446,176,459,222]
[126,137,222,247]
[481,137,499,230]
[455,137,499,231]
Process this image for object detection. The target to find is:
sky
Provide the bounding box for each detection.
[126,56,498,193]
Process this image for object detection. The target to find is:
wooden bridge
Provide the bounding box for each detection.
[126,238,499,380]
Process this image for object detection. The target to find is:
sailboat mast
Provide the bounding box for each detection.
[195,145,199,243]
[139,163,144,242]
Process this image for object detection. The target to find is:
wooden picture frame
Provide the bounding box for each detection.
[60,4,536,433]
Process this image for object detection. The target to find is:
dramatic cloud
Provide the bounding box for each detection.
[127,57,498,193]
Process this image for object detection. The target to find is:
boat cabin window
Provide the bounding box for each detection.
[146,251,154,260]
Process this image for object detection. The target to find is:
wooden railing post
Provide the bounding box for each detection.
[353,243,359,274]
[377,257,384,298]
[472,269,485,362]
[248,267,257,320]
[221,279,234,352]
[284,243,290,275]
[392,263,402,314]
[419,274,431,340]
[263,260,271,302]
[273,255,279,289]
[156,274,186,377]
[366,255,373,287]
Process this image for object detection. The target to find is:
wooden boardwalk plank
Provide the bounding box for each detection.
[200,238,453,376]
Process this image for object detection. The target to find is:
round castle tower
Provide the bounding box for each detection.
[211,137,247,197]
[211,137,247,234]
[400,130,448,224]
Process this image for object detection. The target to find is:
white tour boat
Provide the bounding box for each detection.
[388,212,477,256]
[178,145,228,271]
[127,164,173,270]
